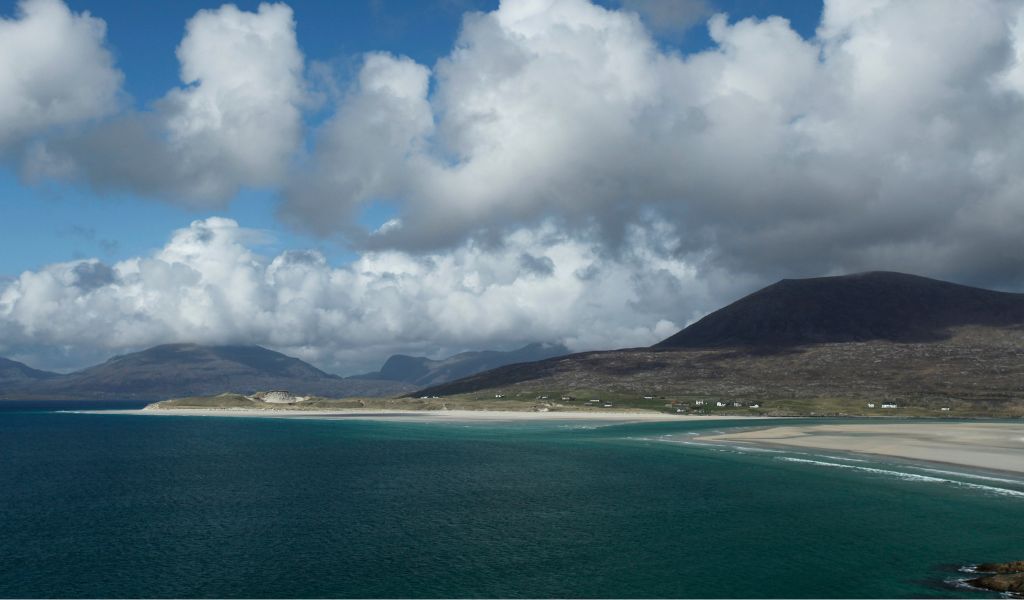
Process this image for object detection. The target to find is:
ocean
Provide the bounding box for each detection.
[1,401,1021,598]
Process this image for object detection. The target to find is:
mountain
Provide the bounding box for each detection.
[354,343,570,387]
[410,272,1024,414]
[656,271,1024,348]
[0,357,59,387]
[0,344,415,400]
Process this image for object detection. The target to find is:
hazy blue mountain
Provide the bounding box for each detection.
[354,343,571,387]
[0,357,59,388]
[1,344,415,400]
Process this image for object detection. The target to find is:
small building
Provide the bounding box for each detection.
[643,396,654,400]
[881,403,897,409]
[261,390,304,404]
[732,402,742,408]
[941,407,951,411]
[695,400,705,406]
[495,394,504,399]
[749,403,760,409]
[716,401,727,407]
[867,403,876,408]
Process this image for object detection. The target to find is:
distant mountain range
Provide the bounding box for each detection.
[8,271,1023,410]
[0,342,570,401]
[0,344,414,400]
[412,272,1024,413]
[353,342,570,387]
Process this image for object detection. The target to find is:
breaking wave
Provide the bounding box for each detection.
[775,457,1024,498]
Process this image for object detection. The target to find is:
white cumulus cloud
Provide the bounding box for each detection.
[283,0,1024,289]
[0,218,733,373]
[0,0,122,151]
[22,1,305,204]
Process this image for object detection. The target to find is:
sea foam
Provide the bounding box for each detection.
[775,457,1024,498]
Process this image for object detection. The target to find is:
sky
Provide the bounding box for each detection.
[1,0,1022,375]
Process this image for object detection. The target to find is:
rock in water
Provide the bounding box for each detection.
[977,560,1024,573]
[968,560,1024,594]
[968,573,1024,593]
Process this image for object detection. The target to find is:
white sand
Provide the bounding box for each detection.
[87,407,774,423]
[703,422,1024,474]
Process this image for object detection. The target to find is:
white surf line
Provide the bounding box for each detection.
[820,455,869,463]
[915,467,1024,486]
[775,457,1024,498]
[670,438,791,455]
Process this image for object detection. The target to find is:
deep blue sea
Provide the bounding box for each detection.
[1,401,1022,598]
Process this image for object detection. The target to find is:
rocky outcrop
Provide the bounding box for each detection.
[968,573,1024,593]
[968,560,1024,594]
[977,560,1024,573]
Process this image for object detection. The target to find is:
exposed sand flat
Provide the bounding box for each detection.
[84,407,774,423]
[703,422,1024,474]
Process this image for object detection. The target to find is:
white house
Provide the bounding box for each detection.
[867,403,876,408]
[260,391,306,404]
[881,403,898,409]
[716,401,727,407]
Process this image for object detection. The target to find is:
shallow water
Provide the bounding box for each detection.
[0,402,1020,598]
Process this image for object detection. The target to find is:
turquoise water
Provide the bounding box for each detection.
[1,403,1022,598]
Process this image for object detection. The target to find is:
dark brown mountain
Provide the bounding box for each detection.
[1,344,415,400]
[656,271,1024,348]
[411,273,1024,414]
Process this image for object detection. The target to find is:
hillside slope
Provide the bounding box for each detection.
[657,271,1024,348]
[412,273,1024,414]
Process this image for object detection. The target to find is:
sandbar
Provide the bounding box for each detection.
[702,422,1024,474]
[85,407,775,423]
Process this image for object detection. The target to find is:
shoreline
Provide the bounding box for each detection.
[74,408,1024,477]
[699,422,1024,475]
[79,407,779,423]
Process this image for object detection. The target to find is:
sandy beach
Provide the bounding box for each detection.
[86,407,774,423]
[702,422,1024,475]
